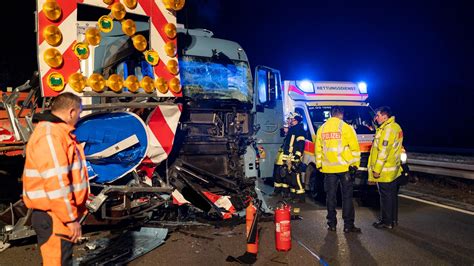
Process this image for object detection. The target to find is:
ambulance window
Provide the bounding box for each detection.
[341,107,375,134]
[308,106,331,132]
[294,108,311,139]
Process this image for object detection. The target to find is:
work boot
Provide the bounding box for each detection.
[373,220,393,229]
[343,226,362,233]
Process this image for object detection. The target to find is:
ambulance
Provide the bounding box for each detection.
[254,73,377,201]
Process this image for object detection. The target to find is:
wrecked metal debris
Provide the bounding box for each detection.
[74,227,168,266]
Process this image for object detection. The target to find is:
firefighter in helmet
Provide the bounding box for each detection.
[271,120,290,198]
[282,112,307,203]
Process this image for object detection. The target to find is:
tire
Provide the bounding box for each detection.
[307,165,325,203]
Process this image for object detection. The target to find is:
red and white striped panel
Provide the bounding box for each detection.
[145,104,182,164]
[37,0,181,97]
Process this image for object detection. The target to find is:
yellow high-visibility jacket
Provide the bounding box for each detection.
[368,116,403,183]
[23,115,89,224]
[315,117,360,173]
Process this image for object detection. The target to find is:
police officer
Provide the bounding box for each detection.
[369,106,404,229]
[316,107,361,233]
[282,113,306,203]
[271,123,290,198]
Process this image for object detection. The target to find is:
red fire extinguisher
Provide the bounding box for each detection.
[275,201,291,251]
[246,201,258,254]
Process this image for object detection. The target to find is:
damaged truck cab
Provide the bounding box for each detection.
[0,0,275,250]
[164,27,260,214]
[176,27,256,183]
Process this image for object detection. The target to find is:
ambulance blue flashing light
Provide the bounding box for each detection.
[358,82,367,94]
[296,80,314,93]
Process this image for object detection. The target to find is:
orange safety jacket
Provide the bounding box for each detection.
[23,113,89,224]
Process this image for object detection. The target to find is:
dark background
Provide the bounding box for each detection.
[1,0,473,153]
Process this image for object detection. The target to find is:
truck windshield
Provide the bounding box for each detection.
[179,55,253,102]
[308,105,376,134]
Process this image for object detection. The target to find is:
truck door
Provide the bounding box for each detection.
[253,66,284,179]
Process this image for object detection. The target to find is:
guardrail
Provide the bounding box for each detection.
[407,153,474,180]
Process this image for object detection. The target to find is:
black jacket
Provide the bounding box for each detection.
[282,123,306,161]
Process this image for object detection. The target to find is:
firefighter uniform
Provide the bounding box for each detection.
[282,119,306,202]
[315,117,360,230]
[272,147,290,196]
[368,116,403,227]
[23,113,89,265]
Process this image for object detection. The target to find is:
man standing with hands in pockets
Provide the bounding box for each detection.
[369,106,404,229]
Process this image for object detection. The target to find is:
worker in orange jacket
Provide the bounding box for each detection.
[22,92,89,265]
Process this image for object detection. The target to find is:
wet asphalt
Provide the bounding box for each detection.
[1,183,473,265]
[265,183,474,266]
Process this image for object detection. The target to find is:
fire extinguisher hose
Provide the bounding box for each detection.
[295,238,329,266]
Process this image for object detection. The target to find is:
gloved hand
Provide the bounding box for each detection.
[401,164,410,177]
[291,160,301,172]
[285,159,293,173]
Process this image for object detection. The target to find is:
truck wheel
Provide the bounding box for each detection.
[307,165,325,203]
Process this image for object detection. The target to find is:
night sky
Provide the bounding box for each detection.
[1,1,473,152]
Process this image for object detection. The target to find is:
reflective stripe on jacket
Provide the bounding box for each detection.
[275,147,284,165]
[23,119,89,224]
[315,117,360,173]
[368,116,403,183]
[282,123,306,162]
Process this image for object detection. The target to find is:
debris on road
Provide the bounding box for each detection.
[74,227,168,265]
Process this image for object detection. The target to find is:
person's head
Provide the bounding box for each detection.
[51,92,82,127]
[290,113,302,126]
[331,106,344,119]
[374,106,392,125]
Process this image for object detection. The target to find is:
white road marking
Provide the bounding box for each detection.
[399,194,474,216]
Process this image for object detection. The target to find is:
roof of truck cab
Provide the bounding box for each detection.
[177,29,249,62]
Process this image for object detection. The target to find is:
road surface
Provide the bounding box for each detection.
[1,183,473,265]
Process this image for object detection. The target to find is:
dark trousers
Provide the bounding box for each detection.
[273,164,289,193]
[377,178,400,225]
[289,171,305,200]
[324,172,355,228]
[31,210,73,265]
